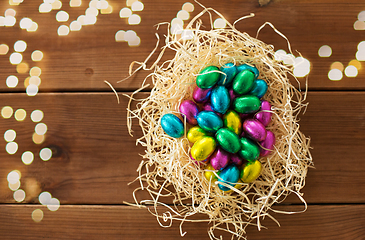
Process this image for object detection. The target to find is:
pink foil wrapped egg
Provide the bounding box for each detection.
[242,119,267,142]
[180,100,199,125]
[208,147,230,170]
[193,86,212,103]
[259,130,275,157]
[255,100,272,126]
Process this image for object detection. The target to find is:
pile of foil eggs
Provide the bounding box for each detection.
[160,63,275,191]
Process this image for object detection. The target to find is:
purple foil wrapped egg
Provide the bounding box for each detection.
[230,154,244,166]
[229,88,238,101]
[180,100,199,125]
[242,119,267,142]
[202,103,223,118]
[193,86,212,103]
[259,130,275,157]
[208,148,230,170]
[255,100,272,126]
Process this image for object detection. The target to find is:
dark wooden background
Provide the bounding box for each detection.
[1,0,365,239]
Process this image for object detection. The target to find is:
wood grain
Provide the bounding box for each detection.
[0,0,364,91]
[0,204,364,240]
[0,92,364,205]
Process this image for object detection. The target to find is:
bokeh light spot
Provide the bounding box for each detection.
[26,84,39,96]
[17,62,29,74]
[31,50,43,62]
[8,181,20,191]
[56,11,69,22]
[318,45,332,57]
[15,109,26,121]
[358,11,365,21]
[0,44,9,55]
[29,76,41,86]
[19,17,32,29]
[31,110,44,122]
[354,20,365,30]
[32,133,45,144]
[70,21,82,31]
[35,123,47,135]
[344,65,358,77]
[47,198,60,211]
[349,59,362,70]
[27,22,38,32]
[84,15,97,25]
[1,106,13,119]
[58,25,70,36]
[40,148,52,161]
[177,10,189,20]
[126,0,138,7]
[30,66,42,76]
[6,75,19,88]
[39,191,52,205]
[86,7,98,17]
[274,49,287,61]
[182,2,194,12]
[39,3,52,13]
[131,1,144,11]
[4,129,16,142]
[32,209,44,222]
[5,8,16,17]
[328,69,343,81]
[70,0,81,7]
[330,61,344,71]
[128,14,141,25]
[119,8,132,18]
[14,40,27,52]
[9,52,22,64]
[4,16,16,27]
[6,142,18,155]
[52,0,62,9]
[22,151,34,165]
[100,4,113,14]
[115,30,125,42]
[14,189,25,202]
[7,170,21,184]
[213,18,226,29]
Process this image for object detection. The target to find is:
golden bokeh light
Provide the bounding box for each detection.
[14,189,26,202]
[9,0,23,6]
[31,110,44,122]
[126,0,138,7]
[0,44,9,55]
[58,25,70,36]
[4,129,16,142]
[31,51,44,62]
[26,84,39,96]
[56,11,69,22]
[19,17,32,30]
[8,181,20,191]
[52,0,62,9]
[1,106,13,119]
[14,108,26,121]
[29,76,41,86]
[33,133,45,144]
[39,3,52,13]
[318,45,332,57]
[328,68,343,81]
[17,62,29,73]
[131,1,144,11]
[6,75,18,88]
[30,66,42,76]
[70,0,82,7]
[119,8,132,18]
[349,59,362,70]
[40,148,52,161]
[7,170,21,184]
[330,61,344,71]
[24,77,30,88]
[70,20,82,31]
[35,123,48,135]
[354,20,365,30]
[344,65,358,77]
[115,30,125,42]
[32,209,44,222]
[100,4,113,14]
[6,142,18,155]
[22,151,34,165]
[128,14,141,25]
[9,52,23,64]
[27,22,38,32]
[182,2,194,12]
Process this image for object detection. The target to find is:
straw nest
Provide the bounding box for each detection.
[125,7,313,240]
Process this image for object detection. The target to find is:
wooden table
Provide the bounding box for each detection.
[1,0,365,239]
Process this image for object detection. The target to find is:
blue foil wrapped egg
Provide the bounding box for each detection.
[236,63,259,79]
[218,164,240,191]
[197,111,223,133]
[211,86,230,114]
[248,79,268,99]
[217,63,238,86]
[160,113,184,138]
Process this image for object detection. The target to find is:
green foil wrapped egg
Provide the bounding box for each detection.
[196,66,220,89]
[232,70,255,95]
[187,126,208,143]
[233,95,261,114]
[191,136,216,161]
[223,110,242,135]
[238,137,260,161]
[240,160,262,183]
[215,128,241,153]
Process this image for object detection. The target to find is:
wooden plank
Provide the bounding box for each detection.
[0,204,364,240]
[0,1,364,91]
[0,91,365,205]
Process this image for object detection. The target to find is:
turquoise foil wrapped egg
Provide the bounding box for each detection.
[218,164,240,191]
[197,111,223,133]
[211,86,230,114]
[217,63,237,86]
[237,63,259,79]
[160,113,184,138]
[248,79,268,99]
[196,66,221,89]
